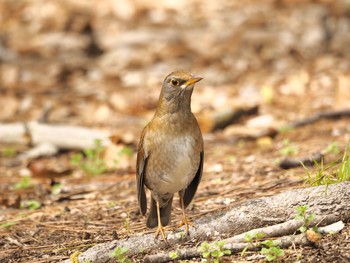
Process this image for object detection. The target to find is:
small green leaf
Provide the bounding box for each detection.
[70,153,83,165]
[266,254,276,262]
[21,200,41,210]
[298,225,307,233]
[261,247,269,254]
[202,251,210,258]
[223,249,231,255]
[215,240,226,249]
[14,176,31,190]
[51,183,62,195]
[119,147,133,157]
[325,142,340,154]
[211,250,223,258]
[0,221,17,229]
[2,147,16,157]
[261,240,274,247]
[169,251,178,259]
[276,248,285,257]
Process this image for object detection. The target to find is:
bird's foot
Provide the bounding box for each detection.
[155,224,169,246]
[175,218,193,237]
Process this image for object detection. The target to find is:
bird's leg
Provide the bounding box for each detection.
[154,200,169,245]
[177,195,192,236]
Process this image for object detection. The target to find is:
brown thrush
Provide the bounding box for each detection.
[136,71,204,244]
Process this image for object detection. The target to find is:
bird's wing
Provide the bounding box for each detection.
[136,130,148,215]
[183,151,204,208]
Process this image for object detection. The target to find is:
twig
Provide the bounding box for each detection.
[279,152,323,169]
[290,109,350,128]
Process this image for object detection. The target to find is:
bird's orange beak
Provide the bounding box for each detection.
[185,77,203,86]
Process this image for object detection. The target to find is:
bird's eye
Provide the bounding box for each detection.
[171,79,179,86]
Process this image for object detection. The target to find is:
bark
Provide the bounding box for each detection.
[59,182,350,263]
[144,219,344,262]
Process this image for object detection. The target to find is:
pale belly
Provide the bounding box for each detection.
[158,153,194,194]
[146,135,199,195]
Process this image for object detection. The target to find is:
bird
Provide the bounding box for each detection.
[136,70,204,244]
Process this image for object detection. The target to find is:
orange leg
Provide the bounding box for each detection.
[154,200,169,245]
[177,195,192,236]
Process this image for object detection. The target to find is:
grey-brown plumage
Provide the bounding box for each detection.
[136,71,204,243]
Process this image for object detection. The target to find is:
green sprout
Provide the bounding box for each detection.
[279,139,298,156]
[14,176,31,190]
[260,240,285,262]
[169,251,179,260]
[325,142,340,154]
[71,139,107,176]
[198,240,231,263]
[110,247,131,263]
[294,205,316,233]
[20,200,41,210]
[302,140,350,187]
[241,232,266,256]
[2,147,16,157]
[0,221,18,229]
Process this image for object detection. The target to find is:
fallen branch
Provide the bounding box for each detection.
[290,109,350,128]
[59,182,350,263]
[0,122,111,150]
[211,105,259,131]
[227,109,350,141]
[144,219,344,262]
[279,152,323,169]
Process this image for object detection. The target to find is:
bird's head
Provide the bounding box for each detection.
[163,71,203,92]
[156,71,202,115]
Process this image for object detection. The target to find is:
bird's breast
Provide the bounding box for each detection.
[145,134,200,195]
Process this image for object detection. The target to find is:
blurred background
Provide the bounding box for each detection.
[1,0,349,127]
[0,0,350,262]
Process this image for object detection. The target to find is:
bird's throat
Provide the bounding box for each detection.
[155,94,192,117]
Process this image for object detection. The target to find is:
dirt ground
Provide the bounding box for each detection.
[0,0,350,262]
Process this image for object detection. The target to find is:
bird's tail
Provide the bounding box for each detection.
[147,196,173,228]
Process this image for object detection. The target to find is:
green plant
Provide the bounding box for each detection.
[199,241,211,259]
[51,183,62,195]
[294,205,315,233]
[325,142,340,154]
[121,213,131,234]
[169,251,179,260]
[14,176,31,190]
[1,147,16,157]
[119,146,133,157]
[71,139,107,176]
[260,240,285,262]
[301,159,337,188]
[20,200,41,210]
[241,232,266,256]
[337,140,350,182]
[198,240,231,263]
[110,247,131,263]
[302,140,350,187]
[279,139,298,156]
[107,201,117,208]
[175,231,187,240]
[278,125,295,133]
[0,221,17,229]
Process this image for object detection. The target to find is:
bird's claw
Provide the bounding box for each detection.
[155,225,169,246]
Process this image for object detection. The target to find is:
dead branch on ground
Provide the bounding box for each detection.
[59,182,350,263]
